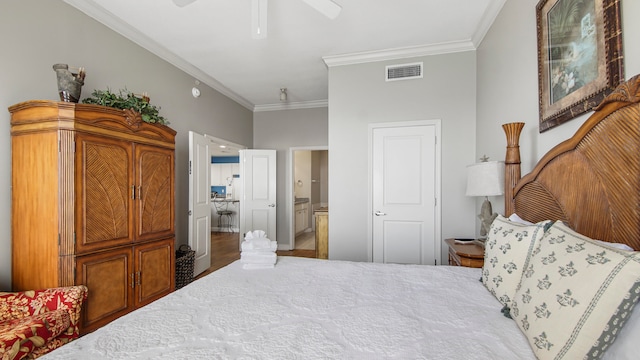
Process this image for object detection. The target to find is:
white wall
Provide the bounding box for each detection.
[476,0,640,217]
[327,52,477,263]
[253,107,329,248]
[0,0,253,290]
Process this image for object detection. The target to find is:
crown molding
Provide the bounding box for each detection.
[322,40,476,67]
[253,99,328,112]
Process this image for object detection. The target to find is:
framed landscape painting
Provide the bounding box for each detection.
[536,0,624,132]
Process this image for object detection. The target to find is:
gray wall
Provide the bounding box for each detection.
[253,107,329,248]
[476,0,640,217]
[316,0,640,263]
[0,0,253,290]
[327,52,478,263]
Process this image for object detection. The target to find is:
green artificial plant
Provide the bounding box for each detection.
[82,88,168,125]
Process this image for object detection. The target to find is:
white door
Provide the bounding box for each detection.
[371,122,440,265]
[239,149,277,242]
[188,131,211,276]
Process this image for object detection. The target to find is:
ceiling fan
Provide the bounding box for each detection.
[172,0,342,39]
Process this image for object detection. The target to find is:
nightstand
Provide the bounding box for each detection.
[445,238,485,268]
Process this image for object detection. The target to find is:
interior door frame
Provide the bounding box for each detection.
[367,120,442,264]
[287,146,328,250]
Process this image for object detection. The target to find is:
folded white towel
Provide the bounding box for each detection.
[241,258,276,265]
[241,240,277,252]
[242,263,275,270]
[244,230,267,240]
[241,251,276,258]
[243,238,272,250]
[241,252,277,264]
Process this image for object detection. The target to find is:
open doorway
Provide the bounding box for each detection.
[189,133,247,277]
[289,147,328,251]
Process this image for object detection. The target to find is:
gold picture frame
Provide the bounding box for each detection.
[536,0,624,132]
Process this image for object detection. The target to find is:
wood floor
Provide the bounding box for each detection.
[196,231,316,279]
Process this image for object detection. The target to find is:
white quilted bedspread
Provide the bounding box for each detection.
[42,257,534,359]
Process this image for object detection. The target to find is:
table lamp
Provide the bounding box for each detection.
[466,158,504,239]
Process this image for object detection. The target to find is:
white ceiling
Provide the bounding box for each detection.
[63,0,505,112]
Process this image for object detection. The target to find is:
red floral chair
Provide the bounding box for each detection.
[0,286,88,360]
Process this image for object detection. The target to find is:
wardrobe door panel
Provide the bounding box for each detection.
[76,134,134,253]
[135,144,175,241]
[76,247,134,334]
[135,238,175,307]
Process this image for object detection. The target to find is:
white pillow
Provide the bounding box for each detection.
[481,215,551,307]
[508,213,534,226]
[592,239,635,252]
[510,222,640,360]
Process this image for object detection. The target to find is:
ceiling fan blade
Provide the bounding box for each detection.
[251,0,268,39]
[301,0,341,20]
[173,0,197,7]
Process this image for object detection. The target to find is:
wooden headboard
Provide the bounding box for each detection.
[503,74,640,250]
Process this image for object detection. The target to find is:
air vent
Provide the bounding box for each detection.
[385,62,423,81]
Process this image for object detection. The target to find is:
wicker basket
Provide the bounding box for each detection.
[175,244,195,289]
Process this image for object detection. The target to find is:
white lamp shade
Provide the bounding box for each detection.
[466,161,505,197]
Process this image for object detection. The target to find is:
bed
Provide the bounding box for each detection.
[40,74,640,360]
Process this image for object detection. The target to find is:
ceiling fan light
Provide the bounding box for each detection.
[301,0,342,20]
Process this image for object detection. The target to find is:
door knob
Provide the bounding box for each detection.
[374,211,387,216]
[268,204,276,207]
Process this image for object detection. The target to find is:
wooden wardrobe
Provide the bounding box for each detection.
[9,100,176,334]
